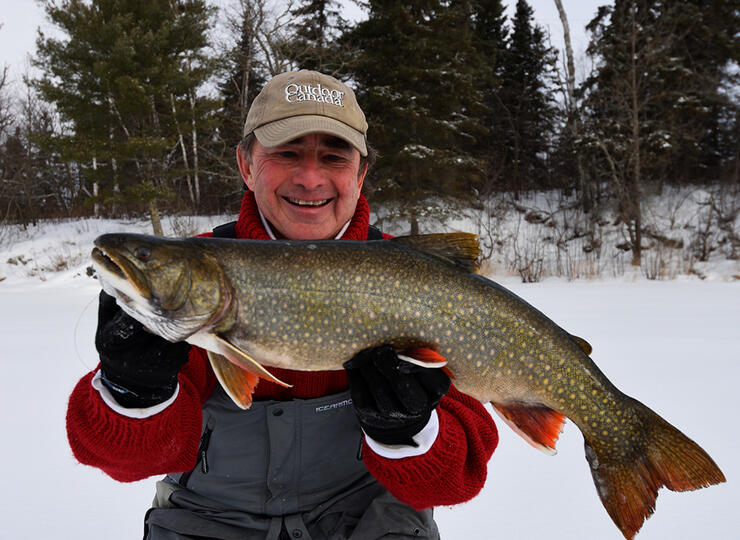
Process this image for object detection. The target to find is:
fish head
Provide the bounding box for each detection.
[92,233,234,342]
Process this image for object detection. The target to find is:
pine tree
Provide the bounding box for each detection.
[33,0,218,228]
[285,0,349,75]
[218,2,268,165]
[345,0,487,232]
[581,0,740,264]
[470,0,509,191]
[497,0,558,195]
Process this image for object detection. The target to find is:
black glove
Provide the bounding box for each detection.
[95,290,190,408]
[344,345,450,446]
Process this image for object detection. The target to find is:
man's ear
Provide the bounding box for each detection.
[236,145,253,190]
[357,162,368,191]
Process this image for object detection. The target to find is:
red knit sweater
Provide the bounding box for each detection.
[66,190,498,509]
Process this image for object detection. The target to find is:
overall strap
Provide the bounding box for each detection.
[212,221,237,239]
[367,224,384,240]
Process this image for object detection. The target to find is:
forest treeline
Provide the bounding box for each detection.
[0,0,738,265]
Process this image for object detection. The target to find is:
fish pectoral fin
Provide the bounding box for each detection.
[212,335,292,389]
[207,351,259,410]
[491,402,566,455]
[398,347,448,367]
[398,347,454,378]
[570,334,593,356]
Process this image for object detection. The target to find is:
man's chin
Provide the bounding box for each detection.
[273,214,339,240]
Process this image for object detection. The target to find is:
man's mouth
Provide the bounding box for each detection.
[284,197,333,207]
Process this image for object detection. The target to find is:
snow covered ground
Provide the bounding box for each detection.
[0,216,737,539]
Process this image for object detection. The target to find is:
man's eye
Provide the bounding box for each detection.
[324,154,344,162]
[279,151,297,158]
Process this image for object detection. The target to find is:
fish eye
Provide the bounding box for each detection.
[134,247,152,261]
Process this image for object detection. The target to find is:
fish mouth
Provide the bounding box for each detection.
[91,245,151,301]
[284,196,333,208]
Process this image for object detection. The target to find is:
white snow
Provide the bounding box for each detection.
[0,216,737,539]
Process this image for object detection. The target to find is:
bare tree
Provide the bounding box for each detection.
[554,0,591,212]
[583,1,695,266]
[223,0,296,80]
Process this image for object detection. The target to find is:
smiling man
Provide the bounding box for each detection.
[66,70,498,540]
[238,132,366,240]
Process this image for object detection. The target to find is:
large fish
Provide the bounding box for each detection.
[91,232,724,539]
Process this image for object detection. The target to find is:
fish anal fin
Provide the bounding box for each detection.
[392,233,481,273]
[571,334,593,355]
[491,402,566,455]
[584,406,726,540]
[207,351,258,410]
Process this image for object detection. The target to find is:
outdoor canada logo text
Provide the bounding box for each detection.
[285,83,345,107]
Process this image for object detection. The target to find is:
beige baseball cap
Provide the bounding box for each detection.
[243,70,368,156]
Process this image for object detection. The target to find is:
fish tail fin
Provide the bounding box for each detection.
[585,404,725,539]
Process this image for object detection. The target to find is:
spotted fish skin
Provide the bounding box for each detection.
[91,232,725,540]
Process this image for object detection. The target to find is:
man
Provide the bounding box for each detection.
[67,70,498,540]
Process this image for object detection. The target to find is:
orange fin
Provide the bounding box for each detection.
[398,347,447,369]
[213,335,291,388]
[491,402,566,455]
[402,347,447,363]
[401,347,454,378]
[207,351,259,410]
[585,404,726,540]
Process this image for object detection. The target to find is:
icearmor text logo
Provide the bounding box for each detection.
[315,398,352,413]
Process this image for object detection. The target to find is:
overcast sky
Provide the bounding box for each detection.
[0,0,606,90]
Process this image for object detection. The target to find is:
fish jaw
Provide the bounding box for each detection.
[92,234,235,343]
[92,245,151,304]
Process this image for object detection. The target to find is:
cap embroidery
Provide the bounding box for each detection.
[285,83,345,107]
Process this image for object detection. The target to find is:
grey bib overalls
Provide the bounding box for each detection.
[144,386,439,539]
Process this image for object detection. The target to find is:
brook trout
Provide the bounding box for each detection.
[91,232,725,539]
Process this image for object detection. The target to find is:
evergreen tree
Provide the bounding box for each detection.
[581,0,740,264]
[470,0,509,191]
[285,0,349,75]
[215,0,268,186]
[345,0,488,232]
[33,0,218,227]
[497,0,558,195]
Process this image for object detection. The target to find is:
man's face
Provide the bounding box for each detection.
[238,133,367,240]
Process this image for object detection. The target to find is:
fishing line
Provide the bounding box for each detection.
[74,291,99,370]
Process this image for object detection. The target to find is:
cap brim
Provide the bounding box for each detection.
[253,115,367,157]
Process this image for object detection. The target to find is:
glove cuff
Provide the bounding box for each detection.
[99,367,178,408]
[360,409,432,447]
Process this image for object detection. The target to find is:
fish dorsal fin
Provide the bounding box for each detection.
[571,334,593,355]
[391,233,481,273]
[491,402,566,455]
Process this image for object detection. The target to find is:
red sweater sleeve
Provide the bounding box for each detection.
[65,347,216,482]
[361,385,498,509]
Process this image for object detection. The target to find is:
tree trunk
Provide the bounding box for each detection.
[629,0,642,267]
[409,214,419,235]
[189,91,200,206]
[554,0,591,213]
[171,93,195,207]
[92,156,100,218]
[149,199,164,236]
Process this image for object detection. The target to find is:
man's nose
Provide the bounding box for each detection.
[293,155,325,189]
